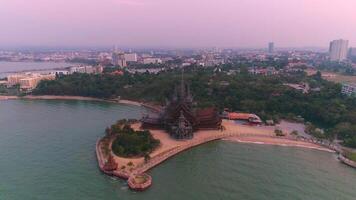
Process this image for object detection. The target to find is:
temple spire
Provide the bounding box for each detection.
[180,69,185,101]
[186,84,193,103]
[173,85,178,101]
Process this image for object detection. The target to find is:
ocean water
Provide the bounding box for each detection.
[0,100,356,200]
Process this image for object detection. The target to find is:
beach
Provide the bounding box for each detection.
[0,95,143,107]
[224,136,334,152]
[108,120,333,172]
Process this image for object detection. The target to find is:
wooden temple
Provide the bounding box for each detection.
[141,73,222,140]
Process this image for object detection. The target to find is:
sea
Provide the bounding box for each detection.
[0,100,356,200]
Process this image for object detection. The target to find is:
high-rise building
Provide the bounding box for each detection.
[349,48,356,57]
[329,39,349,61]
[268,42,274,53]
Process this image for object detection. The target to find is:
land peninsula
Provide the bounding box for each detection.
[95,76,337,191]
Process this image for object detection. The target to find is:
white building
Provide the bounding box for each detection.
[124,53,138,62]
[51,70,70,76]
[329,39,349,61]
[7,73,55,91]
[69,65,103,74]
[143,57,162,64]
[342,83,356,96]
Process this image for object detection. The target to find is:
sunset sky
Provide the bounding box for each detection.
[0,0,355,48]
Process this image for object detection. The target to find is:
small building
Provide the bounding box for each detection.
[69,65,103,74]
[143,57,162,65]
[225,112,262,125]
[0,80,7,85]
[342,83,356,96]
[110,70,124,76]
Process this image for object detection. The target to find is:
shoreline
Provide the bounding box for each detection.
[223,137,335,153]
[96,121,339,192]
[1,95,353,186]
[0,95,144,107]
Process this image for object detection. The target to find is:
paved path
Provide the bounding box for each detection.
[133,132,277,174]
[132,131,337,174]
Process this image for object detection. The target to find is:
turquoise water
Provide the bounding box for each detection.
[1,100,356,200]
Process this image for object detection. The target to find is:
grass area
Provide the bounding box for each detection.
[345,151,356,162]
[322,72,356,84]
[109,120,160,158]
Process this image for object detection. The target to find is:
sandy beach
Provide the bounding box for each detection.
[0,95,143,107]
[110,120,332,170]
[0,95,18,100]
[224,136,334,152]
[23,95,104,101]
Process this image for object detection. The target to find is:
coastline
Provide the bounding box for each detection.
[223,136,335,153]
[0,95,144,107]
[96,120,339,192]
[1,95,353,177]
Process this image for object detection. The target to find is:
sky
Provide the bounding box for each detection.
[0,0,355,48]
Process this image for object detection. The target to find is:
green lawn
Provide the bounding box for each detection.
[345,151,356,162]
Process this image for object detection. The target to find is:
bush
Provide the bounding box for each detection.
[275,129,285,136]
[291,130,299,136]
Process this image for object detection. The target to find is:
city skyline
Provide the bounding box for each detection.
[0,0,356,48]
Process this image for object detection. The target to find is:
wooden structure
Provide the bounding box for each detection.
[141,73,222,139]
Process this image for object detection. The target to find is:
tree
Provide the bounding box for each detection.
[144,153,151,163]
[291,130,299,136]
[275,129,285,136]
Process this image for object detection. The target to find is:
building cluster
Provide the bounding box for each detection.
[68,65,103,74]
[1,40,356,95]
[99,47,228,68]
[6,73,55,91]
[98,50,164,67]
[248,67,279,76]
[2,64,104,91]
[0,50,98,62]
